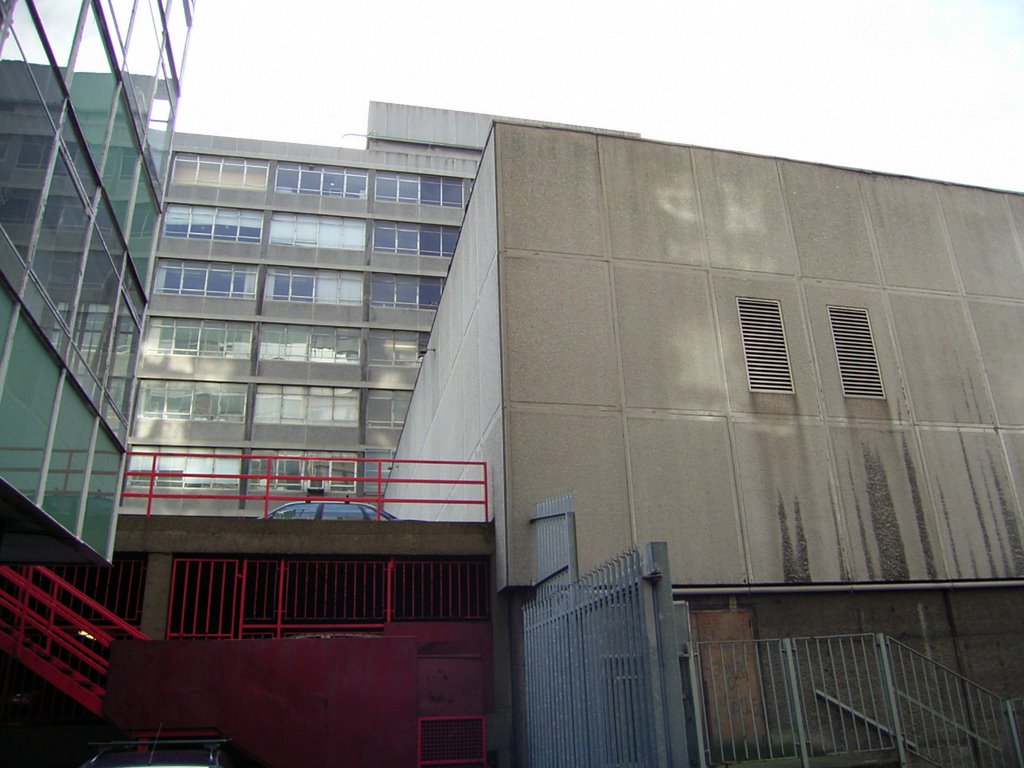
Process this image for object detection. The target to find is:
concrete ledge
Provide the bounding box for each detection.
[115,515,494,557]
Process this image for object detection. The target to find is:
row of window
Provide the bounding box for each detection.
[162,205,459,257]
[737,298,884,398]
[154,260,444,309]
[137,382,412,428]
[126,449,393,491]
[171,154,464,208]
[146,317,426,366]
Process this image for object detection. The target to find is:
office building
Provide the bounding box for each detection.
[121,104,490,515]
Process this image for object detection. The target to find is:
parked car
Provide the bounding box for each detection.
[79,740,235,768]
[266,500,396,521]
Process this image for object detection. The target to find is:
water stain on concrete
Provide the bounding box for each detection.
[987,447,1024,574]
[937,486,964,575]
[958,433,999,575]
[863,446,909,580]
[777,493,811,583]
[902,437,937,579]
[847,458,877,580]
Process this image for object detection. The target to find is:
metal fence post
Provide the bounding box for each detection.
[644,542,691,767]
[677,607,708,768]
[874,633,909,767]
[1004,699,1024,768]
[781,637,811,768]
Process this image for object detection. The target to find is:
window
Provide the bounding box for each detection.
[249,452,358,493]
[372,221,459,257]
[265,268,362,305]
[375,173,463,208]
[828,306,884,398]
[737,297,793,393]
[155,260,258,299]
[138,380,247,422]
[254,385,359,426]
[259,324,361,364]
[367,389,412,428]
[172,154,269,189]
[163,205,263,243]
[368,329,427,365]
[146,318,252,358]
[127,447,241,489]
[370,274,443,309]
[275,163,368,198]
[269,213,365,250]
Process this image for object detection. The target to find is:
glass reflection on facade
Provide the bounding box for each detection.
[0,0,193,561]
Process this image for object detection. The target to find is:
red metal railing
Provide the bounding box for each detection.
[122,452,489,521]
[167,556,491,640]
[0,566,149,715]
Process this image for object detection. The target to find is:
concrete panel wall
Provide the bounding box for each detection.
[390,137,505,553]
[393,121,1024,591]
[492,125,1024,588]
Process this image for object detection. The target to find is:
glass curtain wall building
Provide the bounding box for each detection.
[0,0,192,560]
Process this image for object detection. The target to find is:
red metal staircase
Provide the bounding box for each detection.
[0,565,148,715]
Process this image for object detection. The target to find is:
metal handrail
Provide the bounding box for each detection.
[122,451,489,520]
[0,566,149,698]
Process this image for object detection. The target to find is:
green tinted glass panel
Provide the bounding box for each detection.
[0,317,61,499]
[69,0,117,162]
[105,95,138,229]
[128,176,156,287]
[0,282,12,348]
[82,427,119,556]
[43,379,94,532]
[0,30,58,264]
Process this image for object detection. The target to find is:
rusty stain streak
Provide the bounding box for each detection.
[902,438,937,579]
[863,446,909,580]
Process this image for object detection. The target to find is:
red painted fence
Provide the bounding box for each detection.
[122,452,489,521]
[0,565,148,715]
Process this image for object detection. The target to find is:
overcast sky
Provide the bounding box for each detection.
[174,0,1024,192]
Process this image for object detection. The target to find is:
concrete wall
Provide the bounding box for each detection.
[491,122,1024,588]
[393,121,1024,592]
[684,586,1024,698]
[389,136,506,532]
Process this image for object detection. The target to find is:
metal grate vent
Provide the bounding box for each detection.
[737,297,794,393]
[418,716,486,767]
[828,305,884,398]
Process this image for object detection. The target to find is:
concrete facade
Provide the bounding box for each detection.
[392,122,1024,714]
[122,105,488,516]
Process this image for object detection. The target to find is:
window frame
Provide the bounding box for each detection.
[146,317,253,359]
[137,380,248,422]
[374,172,463,208]
[171,154,269,190]
[274,163,368,199]
[264,267,363,306]
[154,260,258,300]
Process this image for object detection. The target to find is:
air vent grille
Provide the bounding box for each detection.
[737,297,794,393]
[828,305,884,398]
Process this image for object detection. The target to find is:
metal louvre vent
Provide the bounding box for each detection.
[737,297,794,393]
[418,716,486,766]
[828,305,884,398]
